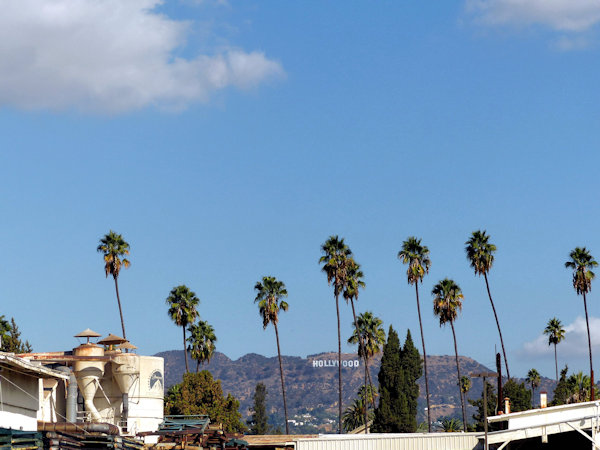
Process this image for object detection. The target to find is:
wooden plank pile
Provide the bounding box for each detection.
[0,428,43,449]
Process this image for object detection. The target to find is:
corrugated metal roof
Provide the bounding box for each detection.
[0,352,69,380]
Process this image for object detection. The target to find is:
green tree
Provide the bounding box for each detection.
[465,230,510,380]
[372,326,405,433]
[544,317,566,381]
[469,381,497,431]
[254,276,290,434]
[248,382,269,435]
[526,369,541,407]
[97,230,131,339]
[0,317,32,353]
[551,366,571,406]
[320,235,353,433]
[503,379,532,412]
[401,330,422,433]
[165,371,246,433]
[166,285,199,373]
[460,376,472,397]
[432,278,467,431]
[398,236,432,431]
[348,311,385,432]
[565,247,597,397]
[187,320,217,372]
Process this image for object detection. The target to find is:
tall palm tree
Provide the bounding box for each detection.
[398,236,432,431]
[342,259,372,432]
[432,278,467,431]
[254,276,290,434]
[320,236,353,434]
[465,230,510,379]
[526,368,541,407]
[97,230,131,339]
[565,247,598,399]
[166,285,199,374]
[544,317,566,381]
[187,320,217,372]
[348,311,385,433]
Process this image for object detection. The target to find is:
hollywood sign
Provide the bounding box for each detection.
[312,359,360,367]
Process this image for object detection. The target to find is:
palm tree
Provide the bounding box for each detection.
[97,230,131,339]
[565,247,598,400]
[187,320,217,372]
[465,230,510,379]
[440,418,463,432]
[348,311,385,433]
[254,276,290,434]
[320,235,353,434]
[544,317,566,381]
[526,368,541,407]
[342,397,371,432]
[166,285,199,373]
[398,236,432,431]
[432,278,467,431]
[343,259,371,432]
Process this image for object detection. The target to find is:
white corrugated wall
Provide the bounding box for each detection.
[294,433,482,450]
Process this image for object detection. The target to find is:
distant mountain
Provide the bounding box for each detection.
[156,350,556,423]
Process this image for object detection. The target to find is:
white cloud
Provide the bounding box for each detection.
[466,0,600,32]
[520,316,600,360]
[0,0,284,113]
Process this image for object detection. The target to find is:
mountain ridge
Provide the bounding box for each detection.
[157,349,558,424]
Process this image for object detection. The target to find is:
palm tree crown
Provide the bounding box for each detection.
[254,276,289,328]
[544,317,565,347]
[187,320,217,371]
[398,236,431,284]
[348,312,385,360]
[465,230,496,276]
[432,278,464,326]
[565,247,598,295]
[343,259,365,304]
[320,236,353,296]
[97,230,130,280]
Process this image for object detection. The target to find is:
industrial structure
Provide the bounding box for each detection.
[0,329,164,445]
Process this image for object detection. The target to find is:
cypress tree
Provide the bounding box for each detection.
[372,326,406,432]
[401,330,422,432]
[248,382,269,434]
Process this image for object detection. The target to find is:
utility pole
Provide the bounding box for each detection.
[471,371,498,450]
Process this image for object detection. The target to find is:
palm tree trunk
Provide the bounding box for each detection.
[335,293,343,434]
[183,326,189,373]
[196,360,200,373]
[554,343,558,382]
[113,276,127,339]
[483,273,510,379]
[364,359,368,434]
[415,284,431,432]
[349,298,373,433]
[274,322,290,435]
[450,321,467,432]
[583,292,595,401]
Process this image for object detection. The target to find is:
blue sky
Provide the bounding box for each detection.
[1,0,600,380]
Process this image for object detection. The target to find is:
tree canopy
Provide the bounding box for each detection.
[165,371,246,433]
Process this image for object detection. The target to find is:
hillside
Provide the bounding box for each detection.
[157,350,556,424]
